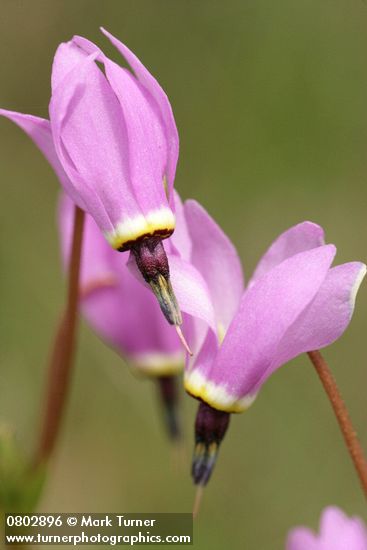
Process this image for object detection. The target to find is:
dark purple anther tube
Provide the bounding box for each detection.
[130,237,182,326]
[192,401,231,486]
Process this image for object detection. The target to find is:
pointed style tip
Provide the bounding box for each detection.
[175,325,193,356]
[192,485,204,519]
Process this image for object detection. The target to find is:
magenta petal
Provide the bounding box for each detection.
[206,245,336,407]
[50,43,141,234]
[287,507,367,550]
[168,192,192,261]
[59,194,182,373]
[250,221,325,287]
[102,57,169,215]
[167,255,216,333]
[51,40,89,91]
[286,528,319,550]
[126,250,216,333]
[58,193,119,292]
[100,27,179,203]
[319,507,367,549]
[185,328,220,385]
[0,110,85,209]
[69,35,103,62]
[82,273,182,371]
[268,262,366,376]
[184,199,244,332]
[72,35,170,217]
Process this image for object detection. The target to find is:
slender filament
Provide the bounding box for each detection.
[175,325,193,356]
[192,485,204,519]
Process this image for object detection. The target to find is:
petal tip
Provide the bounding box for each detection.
[71,35,102,60]
[100,27,114,42]
[350,263,367,309]
[325,243,337,259]
[302,220,325,243]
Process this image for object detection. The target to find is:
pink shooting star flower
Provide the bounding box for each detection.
[286,506,367,550]
[0,28,184,330]
[168,202,366,487]
[59,194,215,439]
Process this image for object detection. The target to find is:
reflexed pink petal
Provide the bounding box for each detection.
[249,221,325,288]
[73,35,170,217]
[265,262,366,382]
[0,110,85,210]
[184,316,214,363]
[162,255,217,333]
[100,27,179,204]
[126,251,216,333]
[208,245,335,400]
[168,192,192,261]
[102,57,169,215]
[50,44,141,233]
[51,40,89,91]
[184,199,244,332]
[187,329,219,379]
[69,35,102,61]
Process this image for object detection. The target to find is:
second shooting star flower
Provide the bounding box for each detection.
[175,205,366,488]
[0,28,182,329]
[286,506,367,550]
[59,194,214,439]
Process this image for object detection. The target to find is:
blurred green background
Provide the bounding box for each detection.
[1,0,367,548]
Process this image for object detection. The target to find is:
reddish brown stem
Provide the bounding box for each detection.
[34,206,85,467]
[308,350,367,498]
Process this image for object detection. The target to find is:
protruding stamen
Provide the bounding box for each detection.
[131,237,182,326]
[193,485,204,519]
[192,441,219,485]
[175,325,193,356]
[191,401,231,487]
[149,274,182,325]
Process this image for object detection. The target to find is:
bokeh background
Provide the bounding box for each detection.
[1,0,367,548]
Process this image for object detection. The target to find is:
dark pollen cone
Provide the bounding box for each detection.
[192,401,230,486]
[131,237,182,326]
[157,375,181,441]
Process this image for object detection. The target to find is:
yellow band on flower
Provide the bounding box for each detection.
[131,352,184,377]
[184,370,256,413]
[105,207,175,251]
